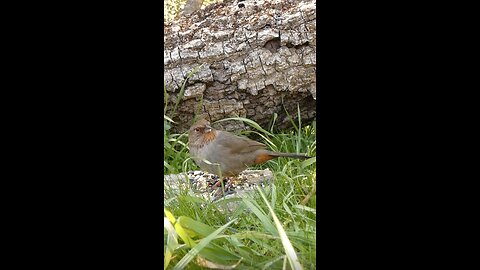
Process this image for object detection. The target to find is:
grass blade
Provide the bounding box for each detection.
[215,117,273,136]
[164,217,179,270]
[164,161,175,173]
[261,255,285,270]
[242,198,277,235]
[301,157,316,168]
[174,221,196,248]
[257,187,303,270]
[196,256,243,269]
[173,218,238,270]
[164,114,175,123]
[177,216,215,238]
[296,104,302,153]
[293,205,316,214]
[240,130,277,149]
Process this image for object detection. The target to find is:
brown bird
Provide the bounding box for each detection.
[188,118,311,177]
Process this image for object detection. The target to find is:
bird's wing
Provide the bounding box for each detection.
[216,131,266,154]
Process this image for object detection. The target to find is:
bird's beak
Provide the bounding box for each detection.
[205,125,212,133]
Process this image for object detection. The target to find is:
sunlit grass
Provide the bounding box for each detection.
[164,112,316,269]
[164,1,316,266]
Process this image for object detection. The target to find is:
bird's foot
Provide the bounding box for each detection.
[212,177,229,188]
[211,177,236,201]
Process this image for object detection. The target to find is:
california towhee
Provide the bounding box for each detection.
[188,118,311,177]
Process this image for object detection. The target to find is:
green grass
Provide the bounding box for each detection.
[164,61,316,269]
[164,2,316,267]
[164,112,316,269]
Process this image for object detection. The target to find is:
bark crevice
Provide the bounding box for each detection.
[164,0,316,133]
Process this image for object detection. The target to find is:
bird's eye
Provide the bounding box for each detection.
[194,128,200,132]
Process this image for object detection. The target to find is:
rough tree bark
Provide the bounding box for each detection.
[164,0,316,133]
[181,0,204,16]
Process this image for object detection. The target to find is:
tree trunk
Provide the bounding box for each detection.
[181,0,204,16]
[164,0,316,133]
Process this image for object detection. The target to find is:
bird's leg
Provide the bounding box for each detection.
[211,177,226,201]
[212,176,238,201]
[212,176,229,188]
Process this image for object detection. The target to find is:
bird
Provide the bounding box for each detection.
[188,118,311,177]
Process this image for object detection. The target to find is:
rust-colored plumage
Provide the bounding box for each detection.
[188,118,311,177]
